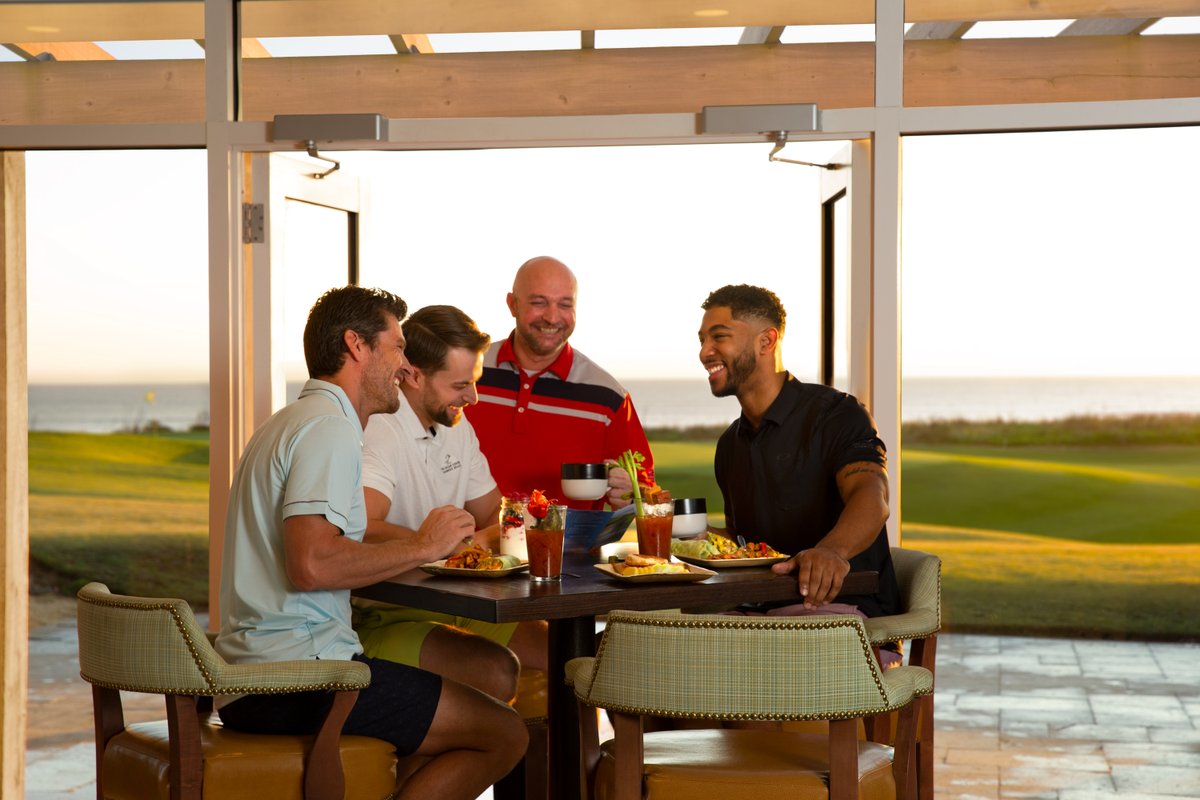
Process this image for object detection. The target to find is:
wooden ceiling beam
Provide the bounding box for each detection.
[739,26,786,45]
[2,35,1198,126]
[388,34,434,55]
[1059,18,1159,35]
[2,1,1197,43]
[905,22,975,40]
[0,3,202,43]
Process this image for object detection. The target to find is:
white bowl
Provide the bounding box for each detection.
[560,478,608,501]
[672,513,708,537]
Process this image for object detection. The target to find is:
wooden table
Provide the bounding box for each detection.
[354,555,878,799]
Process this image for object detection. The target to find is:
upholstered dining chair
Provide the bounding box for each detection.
[76,582,419,800]
[863,547,942,800]
[567,610,933,800]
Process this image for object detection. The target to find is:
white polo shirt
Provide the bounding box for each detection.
[362,391,496,530]
[215,380,367,664]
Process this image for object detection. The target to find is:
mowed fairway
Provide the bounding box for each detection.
[901,445,1200,639]
[29,432,209,604]
[653,438,1200,640]
[27,432,1200,638]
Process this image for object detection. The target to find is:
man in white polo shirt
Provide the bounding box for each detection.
[355,305,547,701]
[215,287,525,800]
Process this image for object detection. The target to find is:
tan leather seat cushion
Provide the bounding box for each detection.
[101,719,423,800]
[513,666,548,723]
[594,728,897,800]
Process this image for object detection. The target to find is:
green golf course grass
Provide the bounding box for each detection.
[28,422,1200,639]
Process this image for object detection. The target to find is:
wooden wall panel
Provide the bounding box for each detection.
[905,35,1200,107]
[0,60,204,125]
[1,35,1199,126]
[239,43,876,120]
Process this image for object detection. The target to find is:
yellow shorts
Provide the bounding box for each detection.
[352,603,518,667]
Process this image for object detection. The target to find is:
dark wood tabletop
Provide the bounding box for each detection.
[354,556,878,800]
[353,553,879,621]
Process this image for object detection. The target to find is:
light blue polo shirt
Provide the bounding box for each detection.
[215,380,368,664]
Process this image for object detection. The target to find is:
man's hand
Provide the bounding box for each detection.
[604,458,632,509]
[771,546,850,609]
[415,505,477,560]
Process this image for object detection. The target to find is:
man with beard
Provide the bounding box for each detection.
[467,256,650,509]
[215,287,526,800]
[698,284,901,622]
[355,304,546,697]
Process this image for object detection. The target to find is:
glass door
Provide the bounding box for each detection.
[818,142,871,406]
[247,152,364,424]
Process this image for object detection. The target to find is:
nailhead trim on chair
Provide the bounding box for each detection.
[79,590,370,696]
[580,618,926,724]
[80,593,220,691]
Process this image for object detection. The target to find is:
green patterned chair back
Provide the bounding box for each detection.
[572,610,932,722]
[77,581,223,695]
[864,548,941,645]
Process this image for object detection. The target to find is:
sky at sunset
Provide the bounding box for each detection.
[24,126,1200,384]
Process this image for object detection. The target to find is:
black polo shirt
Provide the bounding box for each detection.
[714,374,900,617]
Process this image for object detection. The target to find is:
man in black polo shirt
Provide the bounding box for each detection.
[698,284,900,619]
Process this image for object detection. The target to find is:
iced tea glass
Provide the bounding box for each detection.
[526,503,567,581]
[635,501,674,559]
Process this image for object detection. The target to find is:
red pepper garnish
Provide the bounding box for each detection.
[527,489,550,520]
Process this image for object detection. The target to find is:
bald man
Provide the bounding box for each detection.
[466,256,652,510]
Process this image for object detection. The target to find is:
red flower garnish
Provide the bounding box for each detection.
[527,489,550,520]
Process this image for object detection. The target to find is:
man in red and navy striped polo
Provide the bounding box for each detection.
[467,256,653,510]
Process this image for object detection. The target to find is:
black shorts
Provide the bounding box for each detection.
[217,653,442,756]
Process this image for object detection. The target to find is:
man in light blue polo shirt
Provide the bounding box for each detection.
[214,286,526,800]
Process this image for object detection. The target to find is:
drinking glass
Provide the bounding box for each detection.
[635,501,674,559]
[498,496,528,561]
[527,503,567,581]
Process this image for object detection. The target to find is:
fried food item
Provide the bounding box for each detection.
[616,553,687,576]
[705,533,787,559]
[445,545,491,570]
[478,555,522,571]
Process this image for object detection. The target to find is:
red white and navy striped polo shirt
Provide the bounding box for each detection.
[466,335,653,510]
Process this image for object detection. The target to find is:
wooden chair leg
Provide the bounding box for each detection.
[92,685,125,800]
[917,693,936,800]
[864,709,893,744]
[612,712,643,800]
[828,718,859,800]
[910,635,937,800]
[891,701,919,800]
[305,689,358,800]
[165,694,204,800]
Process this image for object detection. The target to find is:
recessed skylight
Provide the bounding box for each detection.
[780,24,876,44]
[1143,16,1200,35]
[96,40,205,60]
[962,20,1074,39]
[426,31,580,53]
[257,35,395,58]
[596,27,742,48]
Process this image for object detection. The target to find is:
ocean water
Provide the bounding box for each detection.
[26,376,1200,434]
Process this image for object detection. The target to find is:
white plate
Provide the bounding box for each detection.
[593,562,715,583]
[674,554,790,569]
[420,559,529,578]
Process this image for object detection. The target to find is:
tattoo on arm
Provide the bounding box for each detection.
[841,464,883,479]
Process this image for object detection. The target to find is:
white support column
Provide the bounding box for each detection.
[874,0,904,544]
[0,151,28,800]
[206,0,243,620]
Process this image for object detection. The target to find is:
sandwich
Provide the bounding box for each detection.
[616,553,687,576]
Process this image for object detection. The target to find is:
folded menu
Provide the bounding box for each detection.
[565,505,636,552]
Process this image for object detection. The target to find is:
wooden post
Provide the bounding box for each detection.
[0,151,29,800]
